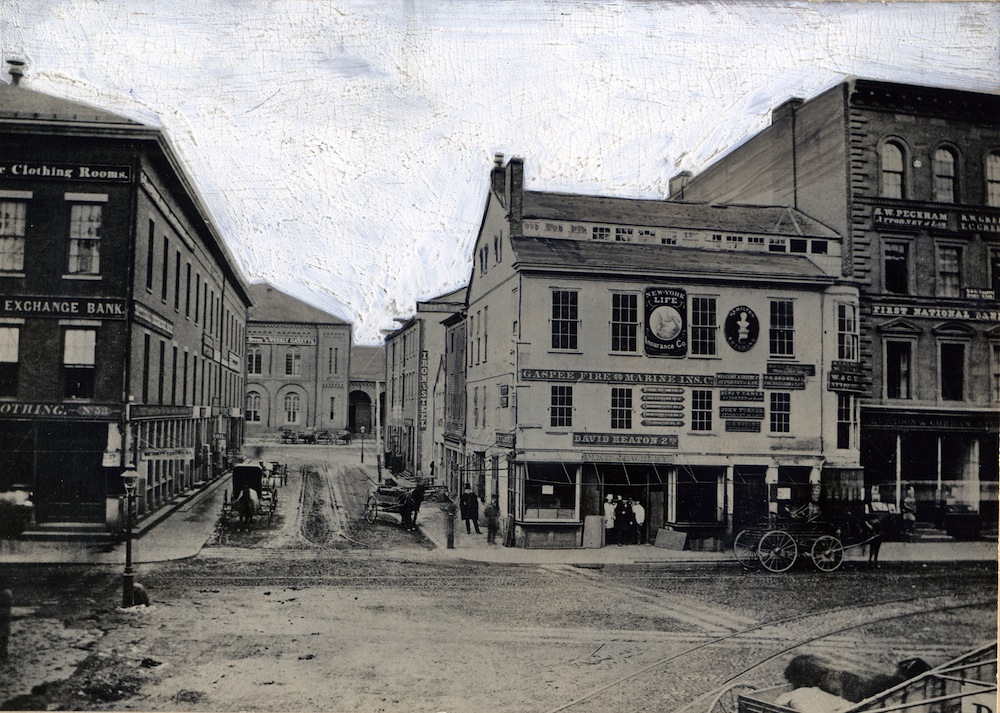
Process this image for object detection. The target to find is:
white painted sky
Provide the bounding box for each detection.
[2,1,998,343]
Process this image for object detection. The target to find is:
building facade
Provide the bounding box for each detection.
[383,287,465,478]
[347,344,385,441]
[0,62,251,526]
[673,78,1000,529]
[244,283,352,438]
[440,310,467,495]
[465,156,860,548]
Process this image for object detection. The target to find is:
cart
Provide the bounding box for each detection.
[221,460,278,528]
[363,482,412,524]
[733,520,847,573]
[719,641,996,713]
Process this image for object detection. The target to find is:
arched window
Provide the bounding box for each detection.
[932,147,957,203]
[987,151,1000,207]
[247,346,262,375]
[245,392,261,422]
[284,347,301,376]
[880,141,905,199]
[284,393,300,424]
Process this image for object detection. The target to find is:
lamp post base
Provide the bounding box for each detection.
[122,571,135,608]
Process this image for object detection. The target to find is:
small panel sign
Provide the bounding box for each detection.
[726,420,761,433]
[724,307,759,352]
[763,374,807,390]
[720,406,765,420]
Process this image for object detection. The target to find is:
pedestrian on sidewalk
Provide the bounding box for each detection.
[604,493,616,545]
[460,485,481,534]
[410,482,427,528]
[484,498,501,544]
[614,496,632,546]
[632,499,646,544]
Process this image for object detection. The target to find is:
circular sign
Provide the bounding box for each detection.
[649,305,683,341]
[725,306,759,352]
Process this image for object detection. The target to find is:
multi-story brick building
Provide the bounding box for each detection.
[672,78,1000,530]
[0,61,251,528]
[465,155,860,548]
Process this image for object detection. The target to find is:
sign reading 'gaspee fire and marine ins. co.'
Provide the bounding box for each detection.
[644,288,687,357]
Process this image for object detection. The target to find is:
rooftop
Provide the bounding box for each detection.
[247,283,349,325]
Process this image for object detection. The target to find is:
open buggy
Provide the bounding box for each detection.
[363,476,444,525]
[221,460,280,529]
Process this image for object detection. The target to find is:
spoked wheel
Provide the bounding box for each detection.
[810,534,845,572]
[757,529,798,572]
[364,495,378,524]
[706,682,758,713]
[733,529,761,570]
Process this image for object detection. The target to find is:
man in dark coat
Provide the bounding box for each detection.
[410,482,427,529]
[459,485,481,534]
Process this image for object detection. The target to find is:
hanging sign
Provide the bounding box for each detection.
[644,288,687,357]
[724,306,759,352]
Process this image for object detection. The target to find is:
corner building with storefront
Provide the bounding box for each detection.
[672,78,1000,532]
[465,155,861,548]
[0,63,251,529]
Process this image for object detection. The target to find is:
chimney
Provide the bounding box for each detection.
[772,97,803,124]
[669,171,692,200]
[508,156,524,233]
[6,58,25,86]
[491,153,506,198]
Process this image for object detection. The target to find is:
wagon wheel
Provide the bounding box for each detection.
[706,682,758,713]
[810,534,844,572]
[757,529,798,572]
[364,495,378,524]
[733,529,761,570]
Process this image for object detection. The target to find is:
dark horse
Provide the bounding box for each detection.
[234,488,260,530]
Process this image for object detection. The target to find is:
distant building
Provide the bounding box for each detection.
[244,283,351,438]
[0,60,251,527]
[673,78,1000,530]
[383,287,465,478]
[464,155,859,548]
[348,344,385,436]
[440,310,467,494]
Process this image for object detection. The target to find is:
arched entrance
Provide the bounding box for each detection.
[349,390,372,434]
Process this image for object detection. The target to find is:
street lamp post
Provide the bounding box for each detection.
[360,426,366,463]
[120,468,138,608]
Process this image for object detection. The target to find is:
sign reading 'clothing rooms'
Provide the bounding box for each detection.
[0,161,131,182]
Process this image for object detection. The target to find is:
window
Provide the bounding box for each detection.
[615,227,633,242]
[610,387,632,429]
[884,241,910,294]
[691,389,712,431]
[837,394,855,450]
[880,141,905,199]
[0,201,26,272]
[987,152,1000,207]
[789,239,808,254]
[523,463,578,521]
[145,219,154,290]
[886,341,912,399]
[769,300,794,357]
[993,344,1000,403]
[473,386,479,428]
[171,345,178,405]
[160,236,169,301]
[611,293,638,352]
[551,290,578,350]
[173,251,181,310]
[940,342,965,401]
[329,396,336,420]
[157,340,165,403]
[592,226,610,240]
[285,347,301,376]
[194,273,201,323]
[932,148,957,203]
[328,347,339,374]
[992,252,1000,297]
[484,306,488,362]
[691,296,717,356]
[247,347,262,375]
[479,245,489,274]
[0,326,19,397]
[67,203,102,274]
[63,329,96,399]
[837,304,859,361]
[245,392,261,422]
[142,333,151,402]
[284,393,300,423]
[770,392,790,433]
[937,245,962,298]
[550,385,573,427]
[182,351,189,404]
[185,263,192,317]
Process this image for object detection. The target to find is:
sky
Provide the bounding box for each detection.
[1,1,998,344]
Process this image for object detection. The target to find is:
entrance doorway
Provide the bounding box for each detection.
[348,390,372,433]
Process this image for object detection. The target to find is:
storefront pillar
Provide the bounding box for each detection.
[765,466,778,516]
[724,465,734,529]
[894,433,902,511]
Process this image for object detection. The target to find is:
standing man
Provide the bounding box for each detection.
[603,493,616,546]
[632,499,646,545]
[614,495,632,547]
[484,498,501,544]
[460,484,481,534]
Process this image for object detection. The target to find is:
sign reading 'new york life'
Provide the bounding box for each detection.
[644,287,687,357]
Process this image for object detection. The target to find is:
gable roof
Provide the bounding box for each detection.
[349,345,385,381]
[522,191,839,239]
[0,78,146,127]
[247,283,349,325]
[510,235,831,282]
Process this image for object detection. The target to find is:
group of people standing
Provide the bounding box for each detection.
[460,485,503,544]
[603,493,646,546]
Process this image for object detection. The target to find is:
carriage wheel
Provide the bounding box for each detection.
[810,535,844,572]
[733,529,761,570]
[706,683,758,713]
[757,530,798,572]
[364,496,378,524]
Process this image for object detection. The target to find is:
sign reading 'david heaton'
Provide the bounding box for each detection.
[644,287,687,357]
[724,306,759,352]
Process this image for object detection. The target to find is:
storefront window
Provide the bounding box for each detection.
[523,462,578,521]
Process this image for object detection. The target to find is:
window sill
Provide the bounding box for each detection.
[608,351,642,357]
[547,350,583,355]
[0,272,25,279]
[62,274,102,281]
[687,431,716,436]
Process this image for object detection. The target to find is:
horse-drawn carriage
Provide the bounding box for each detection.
[363,476,441,525]
[221,460,280,529]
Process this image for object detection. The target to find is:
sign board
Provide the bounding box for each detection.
[0,402,122,420]
[724,307,759,352]
[716,373,759,388]
[644,287,687,357]
[418,350,429,430]
[726,420,761,433]
[873,303,1000,323]
[873,206,947,229]
[720,390,764,402]
[521,369,713,386]
[0,296,126,320]
[573,432,678,448]
[767,362,816,376]
[959,212,1000,233]
[763,373,807,390]
[0,161,131,182]
[720,406,765,420]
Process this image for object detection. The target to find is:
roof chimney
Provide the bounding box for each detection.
[771,97,803,124]
[7,58,25,85]
[669,171,692,199]
[491,153,506,199]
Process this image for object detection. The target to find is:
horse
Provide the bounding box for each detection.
[234,488,260,530]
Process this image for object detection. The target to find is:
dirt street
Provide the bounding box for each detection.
[0,444,995,712]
